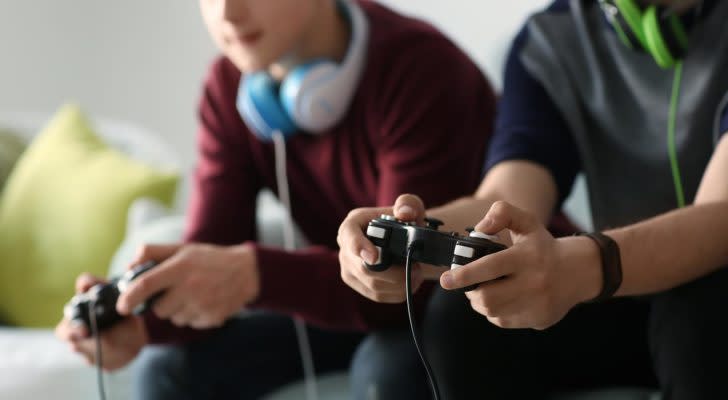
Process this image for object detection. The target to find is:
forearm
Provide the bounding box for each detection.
[252,244,427,331]
[607,201,728,296]
[428,161,558,231]
[607,134,728,295]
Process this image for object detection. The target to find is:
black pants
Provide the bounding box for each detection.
[133,312,364,400]
[421,267,728,399]
[349,330,431,400]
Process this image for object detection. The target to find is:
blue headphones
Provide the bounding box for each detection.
[237,0,370,141]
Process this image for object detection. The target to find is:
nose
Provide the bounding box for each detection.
[221,0,249,24]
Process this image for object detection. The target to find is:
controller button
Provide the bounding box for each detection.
[381,214,397,221]
[469,231,500,241]
[367,225,387,239]
[450,263,464,270]
[454,244,475,258]
[374,246,383,265]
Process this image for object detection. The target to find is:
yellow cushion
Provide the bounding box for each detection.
[0,104,179,327]
[0,128,26,192]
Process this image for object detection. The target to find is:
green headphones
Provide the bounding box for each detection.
[599,0,689,68]
[599,0,709,207]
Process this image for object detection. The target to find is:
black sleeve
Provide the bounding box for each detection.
[485,24,581,205]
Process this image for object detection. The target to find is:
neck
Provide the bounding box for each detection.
[269,1,350,80]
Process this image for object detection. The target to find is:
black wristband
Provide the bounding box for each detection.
[577,232,622,302]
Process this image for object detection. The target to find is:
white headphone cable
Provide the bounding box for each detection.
[272,130,319,400]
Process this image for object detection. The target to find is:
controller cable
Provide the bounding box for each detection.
[89,298,108,400]
[272,130,320,400]
[405,242,441,400]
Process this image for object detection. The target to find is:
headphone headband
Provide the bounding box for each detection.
[599,0,696,68]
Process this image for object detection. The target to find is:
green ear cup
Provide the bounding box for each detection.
[614,0,650,49]
[643,6,678,68]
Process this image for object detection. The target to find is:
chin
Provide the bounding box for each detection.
[228,54,271,74]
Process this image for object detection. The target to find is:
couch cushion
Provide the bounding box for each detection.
[0,104,179,327]
[0,128,26,191]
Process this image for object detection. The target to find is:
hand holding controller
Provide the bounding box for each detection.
[63,261,158,333]
[364,215,507,291]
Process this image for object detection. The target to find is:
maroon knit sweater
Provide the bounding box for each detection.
[145,0,496,343]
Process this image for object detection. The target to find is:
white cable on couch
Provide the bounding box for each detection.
[272,131,319,400]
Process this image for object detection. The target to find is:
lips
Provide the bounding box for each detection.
[234,31,262,46]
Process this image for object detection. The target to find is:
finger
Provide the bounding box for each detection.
[117,258,181,315]
[68,321,90,340]
[341,251,410,300]
[337,207,391,265]
[72,337,97,359]
[170,308,197,328]
[475,200,541,236]
[56,319,89,341]
[71,344,96,366]
[129,243,182,270]
[440,249,519,290]
[358,270,410,296]
[151,288,188,319]
[465,278,520,317]
[342,269,406,304]
[189,315,225,330]
[75,273,105,294]
[357,263,414,285]
[393,194,426,225]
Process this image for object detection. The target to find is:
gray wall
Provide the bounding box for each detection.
[0,1,216,166]
[0,0,548,167]
[0,0,591,227]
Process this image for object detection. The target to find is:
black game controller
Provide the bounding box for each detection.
[63,261,158,333]
[364,215,507,291]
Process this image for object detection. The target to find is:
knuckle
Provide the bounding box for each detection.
[492,317,512,329]
[152,304,168,318]
[374,293,397,303]
[449,269,465,287]
[490,200,509,215]
[170,315,187,327]
[478,290,493,308]
[340,267,350,281]
[134,278,151,295]
[336,231,344,246]
[360,275,378,290]
[369,279,390,292]
[346,208,364,221]
[398,193,419,204]
[136,244,151,258]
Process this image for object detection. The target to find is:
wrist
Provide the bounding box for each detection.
[576,232,623,302]
[229,243,260,303]
[558,236,602,304]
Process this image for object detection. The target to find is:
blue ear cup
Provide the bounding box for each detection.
[280,59,339,130]
[237,72,298,141]
[237,59,337,141]
[237,0,369,141]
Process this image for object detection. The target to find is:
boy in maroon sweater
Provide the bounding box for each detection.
[56,0,495,398]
